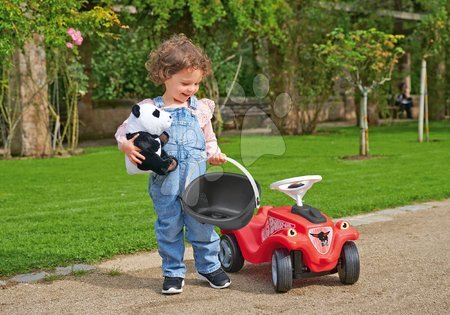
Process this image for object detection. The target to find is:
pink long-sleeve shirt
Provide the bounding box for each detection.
[115,98,221,158]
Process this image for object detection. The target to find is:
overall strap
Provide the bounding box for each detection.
[153,95,198,109]
[188,95,198,110]
[153,96,164,108]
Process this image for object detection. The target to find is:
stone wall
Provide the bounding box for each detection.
[78,95,420,140]
[78,99,135,140]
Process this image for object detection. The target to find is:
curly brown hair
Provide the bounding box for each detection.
[145,34,212,85]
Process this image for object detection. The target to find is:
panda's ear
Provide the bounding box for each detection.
[131,104,141,118]
[152,108,160,118]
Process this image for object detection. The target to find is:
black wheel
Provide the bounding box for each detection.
[219,234,244,272]
[338,241,360,284]
[271,249,293,293]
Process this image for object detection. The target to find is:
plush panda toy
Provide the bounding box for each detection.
[125,102,178,175]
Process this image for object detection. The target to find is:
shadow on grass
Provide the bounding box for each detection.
[340,155,384,160]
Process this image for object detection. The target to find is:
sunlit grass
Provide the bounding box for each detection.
[0,121,448,276]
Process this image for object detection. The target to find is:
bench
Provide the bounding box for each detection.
[219,97,271,129]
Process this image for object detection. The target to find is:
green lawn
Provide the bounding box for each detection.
[1,122,449,276]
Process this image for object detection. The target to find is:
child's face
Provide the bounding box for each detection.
[164,68,203,104]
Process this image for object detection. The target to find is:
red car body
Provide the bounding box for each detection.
[222,205,359,273]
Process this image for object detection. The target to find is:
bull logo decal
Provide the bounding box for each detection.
[310,231,330,246]
[308,227,333,254]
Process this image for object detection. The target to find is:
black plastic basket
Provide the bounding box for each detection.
[181,158,260,230]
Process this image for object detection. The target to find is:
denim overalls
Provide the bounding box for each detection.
[149,96,221,278]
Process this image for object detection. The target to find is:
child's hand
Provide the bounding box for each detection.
[208,153,226,165]
[167,159,177,171]
[121,134,145,165]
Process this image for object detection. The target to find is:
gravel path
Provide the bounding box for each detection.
[1,200,449,314]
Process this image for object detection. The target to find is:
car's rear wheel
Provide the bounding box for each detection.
[338,241,360,284]
[272,248,293,293]
[219,234,244,272]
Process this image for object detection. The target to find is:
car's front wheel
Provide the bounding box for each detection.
[338,241,360,284]
[272,248,293,293]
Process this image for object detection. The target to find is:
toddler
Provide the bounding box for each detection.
[115,34,229,294]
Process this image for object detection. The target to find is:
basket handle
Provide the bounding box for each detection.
[225,157,260,208]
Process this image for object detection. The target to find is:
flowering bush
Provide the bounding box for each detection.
[67,28,84,48]
[0,1,123,157]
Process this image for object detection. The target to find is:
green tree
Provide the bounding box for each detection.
[0,0,121,158]
[412,0,449,141]
[91,0,290,135]
[290,2,348,135]
[317,27,404,156]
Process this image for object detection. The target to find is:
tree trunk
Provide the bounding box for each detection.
[14,33,51,157]
[284,108,299,135]
[78,36,94,142]
[254,38,270,77]
[360,90,369,156]
[283,73,300,135]
[204,73,222,136]
[431,59,446,120]
[280,32,300,135]
[2,59,21,158]
[394,0,412,94]
[403,52,412,94]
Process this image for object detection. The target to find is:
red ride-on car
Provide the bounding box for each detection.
[181,158,360,293]
[219,175,360,293]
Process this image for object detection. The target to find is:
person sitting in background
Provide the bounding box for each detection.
[395,82,413,119]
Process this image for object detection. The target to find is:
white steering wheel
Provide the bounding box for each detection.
[270,175,322,206]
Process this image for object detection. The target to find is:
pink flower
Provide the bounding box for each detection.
[67,28,83,46]
[66,42,74,49]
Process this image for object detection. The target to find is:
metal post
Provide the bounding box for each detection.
[418,58,426,143]
[360,90,369,156]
